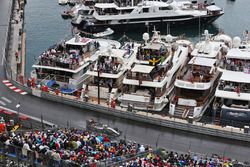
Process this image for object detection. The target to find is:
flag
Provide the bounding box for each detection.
[149,56,161,66]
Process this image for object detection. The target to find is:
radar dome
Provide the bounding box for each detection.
[143,33,149,42]
[165,34,173,42]
[204,30,209,36]
[232,36,241,48]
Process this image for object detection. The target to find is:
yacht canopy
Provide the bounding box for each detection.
[131,64,154,73]
[66,37,92,46]
[206,5,221,11]
[220,70,250,83]
[94,3,117,9]
[188,57,216,67]
[143,43,164,50]
[227,48,250,60]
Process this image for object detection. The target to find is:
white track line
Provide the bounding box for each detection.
[2,80,9,83]
[0,100,6,106]
[5,83,12,86]
[1,97,12,103]
[9,86,16,89]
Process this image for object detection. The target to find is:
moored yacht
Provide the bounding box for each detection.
[79,0,224,33]
[213,36,250,126]
[118,29,190,111]
[81,43,137,103]
[169,30,229,120]
[31,34,120,94]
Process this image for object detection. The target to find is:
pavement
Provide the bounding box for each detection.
[0,0,250,162]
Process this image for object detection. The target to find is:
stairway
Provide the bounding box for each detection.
[174,105,194,118]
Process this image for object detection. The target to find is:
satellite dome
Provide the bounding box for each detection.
[165,34,173,42]
[232,36,241,48]
[143,33,149,41]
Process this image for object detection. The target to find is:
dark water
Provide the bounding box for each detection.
[25,0,250,75]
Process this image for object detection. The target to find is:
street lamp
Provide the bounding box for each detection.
[16,102,21,124]
[97,57,100,105]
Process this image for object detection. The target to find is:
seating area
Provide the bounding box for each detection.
[0,127,248,167]
[0,128,151,166]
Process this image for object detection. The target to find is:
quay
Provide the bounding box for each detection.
[1,0,250,162]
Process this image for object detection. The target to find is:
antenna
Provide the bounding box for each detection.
[198,16,201,42]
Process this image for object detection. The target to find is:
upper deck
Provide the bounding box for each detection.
[175,57,218,90]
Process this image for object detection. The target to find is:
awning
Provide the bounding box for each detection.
[131,64,154,73]
[220,70,250,83]
[0,110,15,116]
[188,57,216,67]
[94,3,117,9]
[142,43,164,50]
[19,115,30,121]
[227,48,250,60]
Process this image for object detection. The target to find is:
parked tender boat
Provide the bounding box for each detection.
[58,0,68,5]
[118,29,191,111]
[78,0,224,33]
[93,28,114,38]
[213,36,250,126]
[31,34,120,94]
[169,30,229,120]
[81,42,137,103]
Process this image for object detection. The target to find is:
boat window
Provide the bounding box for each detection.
[159,6,173,10]
[143,8,149,13]
[121,9,133,14]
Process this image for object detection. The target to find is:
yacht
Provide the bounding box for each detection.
[118,29,191,111]
[62,3,94,19]
[214,37,250,126]
[71,0,96,25]
[81,43,137,103]
[78,0,224,33]
[31,34,120,94]
[169,30,229,119]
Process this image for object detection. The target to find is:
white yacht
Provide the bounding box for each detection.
[62,3,94,19]
[79,0,224,33]
[81,44,137,103]
[169,30,229,119]
[31,35,120,94]
[118,29,190,111]
[214,37,250,126]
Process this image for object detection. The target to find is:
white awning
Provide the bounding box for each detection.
[94,3,117,9]
[220,70,250,83]
[227,48,250,60]
[188,57,216,67]
[206,5,221,11]
[131,64,154,73]
[143,43,164,50]
[66,37,92,46]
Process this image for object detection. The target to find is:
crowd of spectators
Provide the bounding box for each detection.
[0,128,247,167]
[124,149,241,167]
[0,128,151,166]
